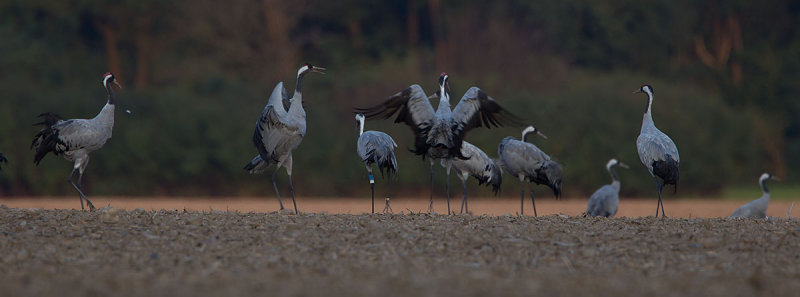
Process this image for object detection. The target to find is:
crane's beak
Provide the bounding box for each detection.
[114,80,123,89]
[772,176,781,181]
[311,67,326,74]
[618,162,630,169]
[632,89,642,94]
[537,131,548,139]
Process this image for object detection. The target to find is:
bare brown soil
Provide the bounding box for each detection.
[0,205,799,296]
[2,196,798,218]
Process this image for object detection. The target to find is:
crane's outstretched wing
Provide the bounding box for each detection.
[452,87,523,134]
[355,84,436,155]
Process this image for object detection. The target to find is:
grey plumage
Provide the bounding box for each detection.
[730,173,777,219]
[586,159,628,218]
[0,153,6,170]
[635,84,680,218]
[445,141,502,214]
[244,64,325,214]
[355,114,398,213]
[356,72,521,214]
[30,72,121,210]
[497,125,562,216]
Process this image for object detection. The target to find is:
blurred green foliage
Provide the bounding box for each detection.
[0,0,798,198]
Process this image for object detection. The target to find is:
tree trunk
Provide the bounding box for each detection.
[97,22,123,81]
[262,0,296,77]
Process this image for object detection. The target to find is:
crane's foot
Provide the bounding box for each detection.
[383,198,393,214]
[86,200,96,211]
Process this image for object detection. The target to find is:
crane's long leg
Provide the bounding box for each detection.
[369,173,375,214]
[271,168,286,211]
[520,182,525,215]
[445,166,451,215]
[428,160,434,213]
[68,168,95,211]
[76,171,95,211]
[657,179,666,218]
[529,183,538,217]
[653,177,664,218]
[288,175,298,214]
[68,168,84,210]
[460,178,468,214]
[383,174,392,213]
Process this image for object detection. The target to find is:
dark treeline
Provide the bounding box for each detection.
[0,0,798,198]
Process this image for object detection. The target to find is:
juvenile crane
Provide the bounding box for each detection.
[355,113,398,213]
[356,72,520,214]
[30,72,122,210]
[244,63,325,214]
[445,141,502,214]
[635,84,679,218]
[730,173,778,219]
[497,126,562,216]
[586,159,628,218]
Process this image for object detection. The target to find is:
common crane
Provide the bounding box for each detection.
[445,141,502,214]
[30,72,122,210]
[497,125,562,216]
[355,113,398,213]
[635,84,679,218]
[730,173,778,219]
[586,158,628,218]
[356,72,520,214]
[244,63,325,214]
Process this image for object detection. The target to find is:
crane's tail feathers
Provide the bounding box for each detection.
[244,155,271,174]
[0,153,6,170]
[652,155,679,187]
[31,117,65,165]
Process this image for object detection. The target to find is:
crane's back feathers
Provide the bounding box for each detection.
[357,131,398,177]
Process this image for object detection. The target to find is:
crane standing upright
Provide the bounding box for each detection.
[497,126,562,216]
[30,72,122,210]
[356,72,520,214]
[244,63,326,214]
[355,113,398,213]
[635,84,680,218]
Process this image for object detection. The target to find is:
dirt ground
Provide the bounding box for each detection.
[0,203,799,296]
[1,196,797,218]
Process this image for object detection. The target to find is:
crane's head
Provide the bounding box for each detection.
[606,158,629,170]
[354,113,365,125]
[759,173,779,184]
[438,72,450,93]
[522,125,547,142]
[299,63,326,76]
[633,84,654,96]
[102,72,122,89]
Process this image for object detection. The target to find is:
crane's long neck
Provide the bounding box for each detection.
[358,118,365,136]
[293,71,307,103]
[609,165,621,190]
[641,90,655,131]
[93,82,116,127]
[436,85,451,113]
[760,179,770,196]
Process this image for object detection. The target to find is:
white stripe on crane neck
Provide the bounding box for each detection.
[103,75,113,89]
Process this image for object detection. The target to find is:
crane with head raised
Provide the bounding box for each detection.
[356,72,521,214]
[244,63,325,214]
[31,72,122,210]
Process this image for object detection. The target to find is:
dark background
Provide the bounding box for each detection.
[1,0,798,198]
